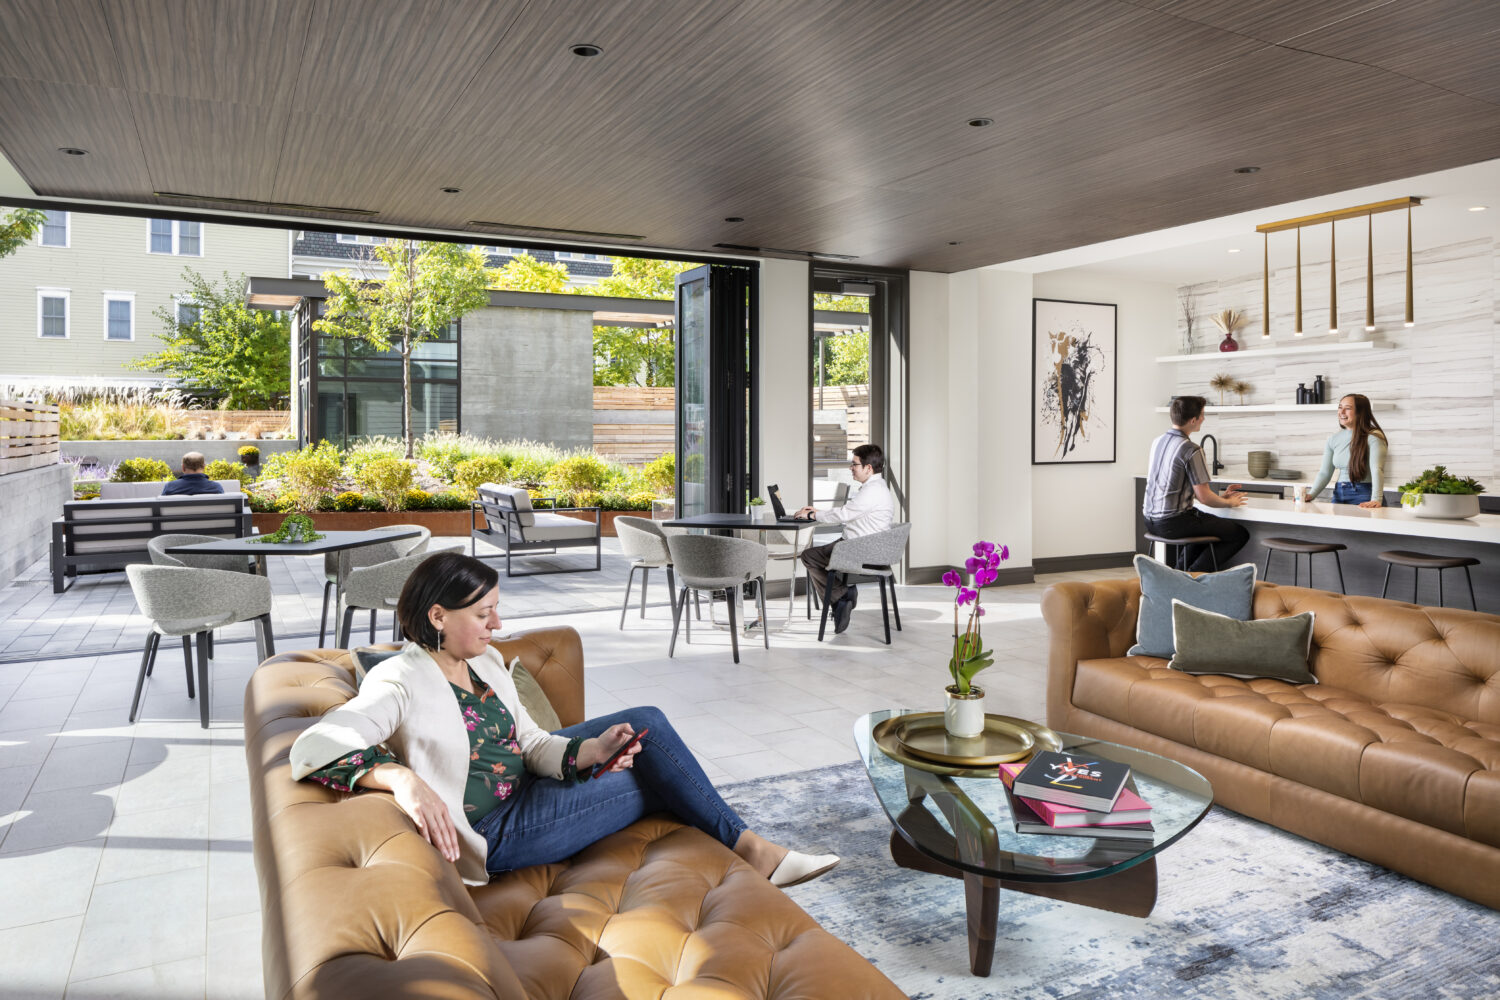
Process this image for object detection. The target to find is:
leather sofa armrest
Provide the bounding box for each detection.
[1041,578,1141,731]
[493,626,585,728]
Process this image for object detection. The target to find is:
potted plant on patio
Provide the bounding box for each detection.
[1397,465,1485,519]
[941,540,1008,738]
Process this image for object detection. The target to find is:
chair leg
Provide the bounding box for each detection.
[1464,565,1477,611]
[1262,547,1273,584]
[1438,567,1444,608]
[685,589,693,643]
[129,632,159,723]
[196,630,211,729]
[667,567,678,619]
[889,576,902,631]
[619,565,637,630]
[368,608,376,644]
[260,613,276,658]
[878,578,891,645]
[669,586,687,657]
[817,574,837,641]
[1333,551,1346,595]
[640,566,650,618]
[725,587,740,663]
[339,606,355,648]
[1381,562,1392,599]
[319,579,333,647]
[694,590,701,620]
[180,636,193,697]
[1413,567,1419,605]
[756,578,769,650]
[206,630,214,661]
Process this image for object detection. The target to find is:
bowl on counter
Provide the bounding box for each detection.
[1407,494,1481,519]
[1267,469,1302,480]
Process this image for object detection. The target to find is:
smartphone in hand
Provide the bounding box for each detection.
[589,728,648,780]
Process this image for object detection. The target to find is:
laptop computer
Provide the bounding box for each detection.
[767,485,814,522]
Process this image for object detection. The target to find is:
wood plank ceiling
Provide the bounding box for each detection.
[1,0,1498,273]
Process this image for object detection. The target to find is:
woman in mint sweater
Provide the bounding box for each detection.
[1305,394,1387,508]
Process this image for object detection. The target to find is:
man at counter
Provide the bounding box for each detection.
[1143,396,1247,572]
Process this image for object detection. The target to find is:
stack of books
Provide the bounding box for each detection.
[999,751,1154,841]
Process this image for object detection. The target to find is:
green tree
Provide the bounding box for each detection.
[813,292,869,313]
[824,329,869,385]
[0,206,46,259]
[128,269,292,408]
[492,253,572,292]
[593,257,695,300]
[315,240,492,458]
[590,257,695,386]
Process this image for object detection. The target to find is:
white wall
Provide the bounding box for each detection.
[908,270,950,568]
[757,257,810,500]
[1030,271,1176,559]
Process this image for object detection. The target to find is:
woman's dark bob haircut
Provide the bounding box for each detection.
[396,551,500,650]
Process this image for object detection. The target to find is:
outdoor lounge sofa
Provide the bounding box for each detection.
[471,482,602,576]
[1043,576,1500,910]
[244,626,906,1000]
[50,493,250,592]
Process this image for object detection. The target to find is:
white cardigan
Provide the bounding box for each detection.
[289,642,573,885]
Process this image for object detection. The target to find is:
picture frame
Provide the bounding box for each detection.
[1031,298,1117,465]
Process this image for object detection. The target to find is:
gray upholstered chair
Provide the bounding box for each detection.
[615,515,678,628]
[148,532,256,573]
[337,543,465,647]
[817,522,911,644]
[665,534,769,664]
[125,564,274,727]
[318,525,431,646]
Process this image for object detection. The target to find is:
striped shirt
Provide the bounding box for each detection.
[1143,429,1209,518]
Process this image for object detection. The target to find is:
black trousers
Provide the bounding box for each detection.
[1144,508,1248,573]
[799,540,850,604]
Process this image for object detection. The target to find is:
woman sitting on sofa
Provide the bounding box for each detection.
[290,551,837,888]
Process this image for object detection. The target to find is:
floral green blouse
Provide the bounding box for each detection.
[304,666,586,824]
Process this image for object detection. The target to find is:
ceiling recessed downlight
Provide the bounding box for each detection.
[1234,166,1261,174]
[1227,248,1241,253]
[724,216,744,222]
[1470,205,1488,212]
[440,187,461,194]
[570,43,602,57]
[58,147,88,156]
[967,117,993,128]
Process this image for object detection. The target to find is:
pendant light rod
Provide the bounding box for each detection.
[1405,203,1414,327]
[1329,220,1338,334]
[1365,213,1375,331]
[1294,227,1303,336]
[1255,195,1421,233]
[1262,232,1270,338]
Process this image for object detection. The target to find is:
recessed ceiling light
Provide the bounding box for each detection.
[440,186,461,194]
[58,147,88,156]
[1470,205,1488,212]
[948,241,961,246]
[570,43,602,57]
[723,216,744,222]
[1227,248,1241,253]
[966,117,993,128]
[1234,166,1260,174]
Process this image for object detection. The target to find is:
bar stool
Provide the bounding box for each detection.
[1143,533,1219,572]
[1377,550,1479,610]
[1261,537,1346,593]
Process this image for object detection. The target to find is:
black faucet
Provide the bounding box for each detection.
[1199,433,1225,476]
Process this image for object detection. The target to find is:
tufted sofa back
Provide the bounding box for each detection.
[1072,577,1500,725]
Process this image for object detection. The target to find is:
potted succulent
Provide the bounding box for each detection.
[747,494,772,522]
[941,540,1008,738]
[1398,466,1485,520]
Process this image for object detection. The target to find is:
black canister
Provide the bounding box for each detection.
[1296,383,1308,404]
[1313,375,1325,404]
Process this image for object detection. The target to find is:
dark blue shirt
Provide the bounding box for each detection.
[161,473,225,496]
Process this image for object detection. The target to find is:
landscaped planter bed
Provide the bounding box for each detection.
[252,509,635,537]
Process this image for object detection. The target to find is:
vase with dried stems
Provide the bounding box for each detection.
[1211,309,1245,353]
[1210,373,1235,406]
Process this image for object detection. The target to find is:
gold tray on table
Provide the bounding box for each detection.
[872,713,1063,777]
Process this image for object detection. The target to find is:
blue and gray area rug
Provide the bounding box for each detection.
[718,762,1500,1000]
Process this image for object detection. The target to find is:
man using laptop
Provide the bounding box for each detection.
[794,443,895,634]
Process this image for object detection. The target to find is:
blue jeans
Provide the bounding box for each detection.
[1333,481,1374,505]
[471,706,748,874]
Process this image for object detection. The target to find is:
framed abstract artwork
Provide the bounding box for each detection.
[1031,298,1117,465]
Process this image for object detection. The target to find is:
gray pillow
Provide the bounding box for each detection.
[1167,599,1317,684]
[1128,553,1255,658]
[351,649,561,730]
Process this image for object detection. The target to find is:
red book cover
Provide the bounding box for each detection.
[999,761,1152,826]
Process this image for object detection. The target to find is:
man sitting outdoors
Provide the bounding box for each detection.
[161,452,226,496]
[795,443,895,634]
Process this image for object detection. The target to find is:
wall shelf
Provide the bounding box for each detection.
[1156,341,1389,363]
[1152,403,1395,413]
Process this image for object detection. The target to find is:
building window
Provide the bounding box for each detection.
[555,250,603,261]
[104,292,136,341]
[336,233,386,245]
[148,219,204,255]
[176,298,202,327]
[37,288,69,338]
[39,210,69,247]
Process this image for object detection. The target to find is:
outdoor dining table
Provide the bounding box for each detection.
[662,512,817,632]
[164,528,424,583]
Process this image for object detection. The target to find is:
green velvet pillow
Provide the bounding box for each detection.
[1128,554,1256,659]
[1167,599,1318,684]
[351,647,562,731]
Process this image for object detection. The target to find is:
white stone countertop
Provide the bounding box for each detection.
[1194,496,1500,544]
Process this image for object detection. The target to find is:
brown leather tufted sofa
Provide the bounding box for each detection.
[245,626,906,999]
[1042,578,1500,910]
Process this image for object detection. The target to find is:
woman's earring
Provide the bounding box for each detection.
[435,627,443,651]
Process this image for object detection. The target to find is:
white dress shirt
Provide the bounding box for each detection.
[813,473,894,538]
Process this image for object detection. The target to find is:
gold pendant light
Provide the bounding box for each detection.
[1328,220,1338,335]
[1365,213,1375,333]
[1294,228,1303,336]
[1405,203,1415,327]
[1262,233,1270,339]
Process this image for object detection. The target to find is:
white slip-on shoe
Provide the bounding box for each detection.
[770,851,840,888]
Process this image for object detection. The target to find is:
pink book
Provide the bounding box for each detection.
[999,761,1153,827]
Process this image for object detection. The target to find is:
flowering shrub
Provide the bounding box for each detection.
[942,540,1009,694]
[332,491,364,512]
[453,456,508,497]
[353,458,416,512]
[280,452,342,512]
[111,458,174,482]
[205,459,249,485]
[237,445,261,465]
[404,488,432,510]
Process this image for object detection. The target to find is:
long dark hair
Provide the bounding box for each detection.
[395,551,499,650]
[1343,394,1386,482]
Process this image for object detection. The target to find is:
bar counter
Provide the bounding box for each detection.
[1190,496,1500,611]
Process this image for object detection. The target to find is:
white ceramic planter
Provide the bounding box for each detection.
[943,684,986,739]
[1411,493,1481,520]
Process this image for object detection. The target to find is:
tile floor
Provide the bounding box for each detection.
[0,544,1133,999]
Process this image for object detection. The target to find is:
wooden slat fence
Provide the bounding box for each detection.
[1,399,61,474]
[593,386,674,410]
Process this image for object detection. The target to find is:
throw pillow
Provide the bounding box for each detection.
[351,646,402,685]
[1127,553,1255,659]
[1167,599,1317,684]
[510,656,562,732]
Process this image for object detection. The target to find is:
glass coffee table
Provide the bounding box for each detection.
[855,709,1213,976]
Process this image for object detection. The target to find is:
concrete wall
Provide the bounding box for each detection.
[460,306,594,450]
[61,439,299,467]
[0,464,72,587]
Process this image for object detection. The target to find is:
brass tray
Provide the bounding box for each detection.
[871,713,1063,776]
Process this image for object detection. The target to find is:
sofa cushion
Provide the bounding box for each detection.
[523,511,598,541]
[479,483,535,528]
[1168,599,1316,684]
[1127,554,1254,658]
